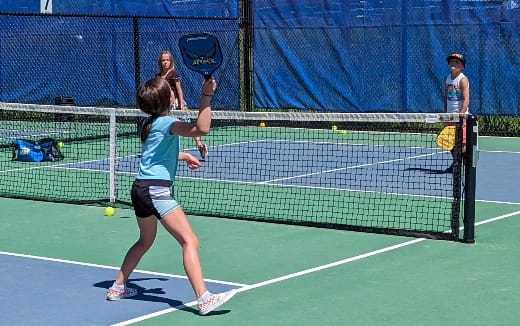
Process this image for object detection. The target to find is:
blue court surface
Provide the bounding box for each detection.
[0,253,243,325]
[474,151,520,203]
[61,140,456,198]
[59,140,519,202]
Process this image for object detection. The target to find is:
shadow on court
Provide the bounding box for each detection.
[93,277,202,315]
[405,167,450,174]
[0,253,239,325]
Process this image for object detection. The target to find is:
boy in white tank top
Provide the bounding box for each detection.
[443,52,470,172]
[444,53,470,114]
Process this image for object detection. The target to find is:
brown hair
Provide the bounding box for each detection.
[157,50,176,72]
[136,77,172,142]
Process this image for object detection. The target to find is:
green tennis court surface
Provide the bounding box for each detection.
[2,106,477,241]
[0,199,519,325]
[0,136,519,324]
[0,106,518,324]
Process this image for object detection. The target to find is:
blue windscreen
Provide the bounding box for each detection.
[0,0,239,17]
[0,1,518,115]
[0,15,240,108]
[253,0,520,115]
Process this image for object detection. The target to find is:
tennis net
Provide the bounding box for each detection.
[0,102,477,242]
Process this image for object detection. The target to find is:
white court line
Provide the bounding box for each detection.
[259,151,444,184]
[476,199,520,205]
[473,210,520,226]
[111,209,520,325]
[0,155,141,175]
[0,251,245,288]
[480,150,520,154]
[176,175,453,201]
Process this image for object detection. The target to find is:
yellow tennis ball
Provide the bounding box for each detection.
[57,141,64,148]
[105,206,115,216]
[331,125,338,131]
[341,130,348,135]
[259,122,266,127]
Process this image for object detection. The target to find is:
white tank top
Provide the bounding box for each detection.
[445,73,469,113]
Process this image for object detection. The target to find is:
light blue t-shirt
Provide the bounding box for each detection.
[137,116,180,181]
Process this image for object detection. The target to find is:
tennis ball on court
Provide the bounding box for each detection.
[331,125,338,131]
[57,141,64,148]
[105,206,115,217]
[341,130,348,135]
[259,122,266,127]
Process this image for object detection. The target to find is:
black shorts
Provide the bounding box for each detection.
[131,179,179,219]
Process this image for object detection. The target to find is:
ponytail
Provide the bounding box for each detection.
[136,77,172,142]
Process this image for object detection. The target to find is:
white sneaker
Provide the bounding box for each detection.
[198,290,236,315]
[106,287,138,301]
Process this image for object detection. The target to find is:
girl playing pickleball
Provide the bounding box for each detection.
[106,76,235,315]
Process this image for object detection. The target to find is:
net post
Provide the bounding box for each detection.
[240,0,254,112]
[109,108,117,204]
[462,115,478,243]
[133,17,141,92]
